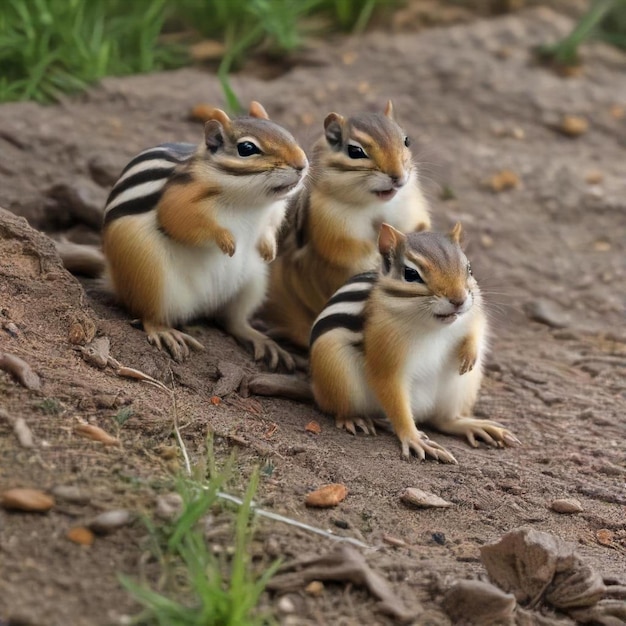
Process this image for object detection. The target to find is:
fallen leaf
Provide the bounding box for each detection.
[305,483,348,508]
[67,526,95,546]
[74,423,120,446]
[305,420,322,434]
[401,487,452,508]
[596,529,613,546]
[487,169,520,193]
[1,488,54,512]
[210,395,221,405]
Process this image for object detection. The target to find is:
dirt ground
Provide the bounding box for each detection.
[0,7,625,626]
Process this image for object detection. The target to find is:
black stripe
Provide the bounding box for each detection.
[325,289,371,308]
[381,285,420,299]
[103,190,164,226]
[119,143,195,176]
[166,170,194,186]
[345,271,378,285]
[310,313,364,347]
[106,166,175,206]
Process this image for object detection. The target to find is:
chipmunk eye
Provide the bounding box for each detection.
[347,144,367,159]
[404,267,424,283]
[237,141,261,157]
[404,136,411,147]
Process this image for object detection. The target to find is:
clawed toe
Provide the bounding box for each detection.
[145,325,204,362]
[401,430,457,464]
[336,416,376,436]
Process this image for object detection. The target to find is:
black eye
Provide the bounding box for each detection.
[347,144,367,159]
[404,267,424,283]
[467,263,473,276]
[404,136,411,147]
[237,141,261,157]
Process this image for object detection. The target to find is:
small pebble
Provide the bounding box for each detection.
[67,526,95,546]
[556,115,588,137]
[401,487,452,509]
[277,596,296,615]
[585,170,604,185]
[305,484,348,508]
[551,498,583,514]
[305,420,322,434]
[523,299,570,329]
[305,581,324,597]
[88,509,132,535]
[52,485,91,505]
[486,169,520,193]
[432,532,446,545]
[155,493,183,521]
[332,518,349,529]
[1,488,54,512]
[596,529,614,546]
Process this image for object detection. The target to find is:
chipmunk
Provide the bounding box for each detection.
[68,102,308,368]
[309,223,519,462]
[261,101,430,350]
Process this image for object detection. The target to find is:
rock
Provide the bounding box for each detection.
[0,351,41,391]
[67,526,95,546]
[551,498,583,514]
[523,299,570,328]
[88,154,122,187]
[442,579,516,625]
[305,483,348,508]
[1,488,54,512]
[47,179,106,229]
[88,509,133,534]
[486,169,521,193]
[155,493,183,521]
[79,337,110,369]
[277,595,297,615]
[555,115,589,137]
[52,485,91,505]
[400,487,452,508]
[213,361,245,397]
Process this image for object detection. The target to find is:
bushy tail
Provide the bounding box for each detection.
[55,240,105,277]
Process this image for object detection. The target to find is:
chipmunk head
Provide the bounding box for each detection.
[198,101,308,203]
[315,100,415,205]
[377,222,479,324]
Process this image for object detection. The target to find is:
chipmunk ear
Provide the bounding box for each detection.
[384,100,394,119]
[248,101,270,120]
[449,222,463,244]
[378,222,405,256]
[205,120,225,153]
[324,112,345,148]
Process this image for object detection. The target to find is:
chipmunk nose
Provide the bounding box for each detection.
[390,173,408,188]
[448,296,467,310]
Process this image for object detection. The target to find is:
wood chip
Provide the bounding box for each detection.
[305,484,348,508]
[189,40,225,62]
[584,170,604,185]
[382,534,407,548]
[486,169,520,193]
[1,488,54,512]
[0,351,41,390]
[556,115,589,137]
[67,526,95,546]
[68,315,96,345]
[305,580,325,597]
[401,487,452,508]
[210,395,221,405]
[305,420,322,434]
[74,423,120,446]
[551,498,583,514]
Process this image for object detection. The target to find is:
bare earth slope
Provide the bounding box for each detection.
[0,8,624,625]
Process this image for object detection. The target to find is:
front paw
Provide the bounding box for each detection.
[458,341,477,375]
[216,229,236,256]
[256,236,276,263]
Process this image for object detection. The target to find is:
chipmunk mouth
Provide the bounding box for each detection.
[434,312,459,324]
[271,181,299,196]
[373,189,397,201]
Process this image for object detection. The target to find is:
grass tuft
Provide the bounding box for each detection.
[120,440,278,626]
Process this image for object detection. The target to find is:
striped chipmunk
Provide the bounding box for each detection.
[60,102,308,368]
[309,223,520,462]
[261,101,431,350]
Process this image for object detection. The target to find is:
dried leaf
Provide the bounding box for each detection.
[1,488,54,512]
[74,423,120,446]
[67,526,95,546]
[305,484,348,508]
[0,351,41,390]
[305,420,322,434]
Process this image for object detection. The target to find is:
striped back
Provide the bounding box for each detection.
[309,271,378,347]
[103,143,196,226]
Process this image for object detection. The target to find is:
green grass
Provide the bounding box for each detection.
[120,445,279,626]
[0,0,396,107]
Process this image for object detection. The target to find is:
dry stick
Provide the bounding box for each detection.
[215,491,370,550]
[167,366,191,477]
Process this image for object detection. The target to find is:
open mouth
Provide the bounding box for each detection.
[373,189,397,201]
[434,313,459,324]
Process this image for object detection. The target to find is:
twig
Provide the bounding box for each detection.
[168,366,191,477]
[215,490,370,550]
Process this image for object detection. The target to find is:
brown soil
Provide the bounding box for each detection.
[1,7,625,626]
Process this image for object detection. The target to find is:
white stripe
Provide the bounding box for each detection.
[314,300,364,324]
[334,281,373,296]
[404,259,422,273]
[105,179,167,212]
[116,158,177,185]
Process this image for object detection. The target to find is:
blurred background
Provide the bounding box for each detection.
[1,0,624,110]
